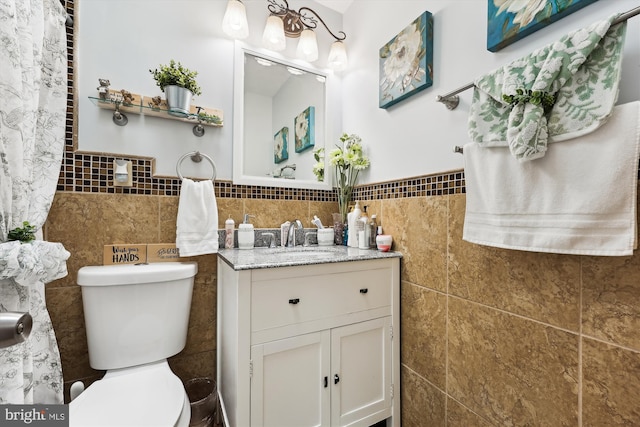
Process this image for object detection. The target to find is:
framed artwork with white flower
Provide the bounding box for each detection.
[379,11,433,109]
[274,126,289,164]
[487,0,599,52]
[294,106,315,153]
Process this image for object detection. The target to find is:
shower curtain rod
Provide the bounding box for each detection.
[436,5,640,110]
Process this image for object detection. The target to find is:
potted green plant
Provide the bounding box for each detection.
[149,60,202,117]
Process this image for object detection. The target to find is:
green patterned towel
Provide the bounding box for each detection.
[468,15,626,162]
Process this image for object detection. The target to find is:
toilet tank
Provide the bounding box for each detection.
[77,262,198,370]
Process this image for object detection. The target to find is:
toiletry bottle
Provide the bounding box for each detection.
[353,202,364,248]
[225,216,235,249]
[238,214,255,250]
[369,214,378,249]
[359,207,369,249]
[347,202,362,247]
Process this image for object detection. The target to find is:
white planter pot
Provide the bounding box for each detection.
[164,85,193,117]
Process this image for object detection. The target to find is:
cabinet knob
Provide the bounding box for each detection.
[359,288,368,294]
[334,374,340,384]
[288,298,300,305]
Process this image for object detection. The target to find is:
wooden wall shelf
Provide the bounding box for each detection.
[89,89,224,131]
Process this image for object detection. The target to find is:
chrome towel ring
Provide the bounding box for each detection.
[176,151,217,181]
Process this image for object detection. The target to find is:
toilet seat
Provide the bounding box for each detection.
[70,361,187,427]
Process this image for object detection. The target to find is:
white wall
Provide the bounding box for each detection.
[342,0,640,184]
[77,0,640,184]
[77,0,342,180]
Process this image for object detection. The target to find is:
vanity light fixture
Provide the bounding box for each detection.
[222,0,249,39]
[263,0,347,69]
[222,0,348,70]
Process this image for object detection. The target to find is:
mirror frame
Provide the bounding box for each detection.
[233,42,333,190]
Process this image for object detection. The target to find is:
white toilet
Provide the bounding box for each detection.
[70,262,198,427]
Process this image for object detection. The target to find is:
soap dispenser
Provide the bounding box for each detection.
[238,214,255,250]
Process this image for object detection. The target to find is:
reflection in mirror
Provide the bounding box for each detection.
[233,43,331,190]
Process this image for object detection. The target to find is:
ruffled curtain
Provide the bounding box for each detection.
[0,0,69,404]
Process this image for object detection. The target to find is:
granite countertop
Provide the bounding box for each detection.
[217,245,402,271]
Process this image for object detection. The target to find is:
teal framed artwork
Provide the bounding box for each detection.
[294,106,315,153]
[487,0,599,52]
[274,127,289,164]
[379,11,433,109]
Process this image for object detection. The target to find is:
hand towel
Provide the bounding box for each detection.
[468,15,627,161]
[176,178,219,257]
[463,101,640,256]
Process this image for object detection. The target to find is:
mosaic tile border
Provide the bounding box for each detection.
[59,0,465,201]
[57,149,466,199]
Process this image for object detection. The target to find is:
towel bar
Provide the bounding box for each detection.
[176,151,217,181]
[436,6,640,110]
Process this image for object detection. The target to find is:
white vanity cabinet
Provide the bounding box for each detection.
[217,255,401,427]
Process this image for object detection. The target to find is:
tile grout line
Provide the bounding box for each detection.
[444,194,450,427]
[578,257,583,427]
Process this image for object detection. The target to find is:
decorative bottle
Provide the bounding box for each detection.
[224,216,235,249]
[347,202,362,248]
[369,214,378,249]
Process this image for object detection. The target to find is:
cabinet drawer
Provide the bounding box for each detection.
[251,267,391,332]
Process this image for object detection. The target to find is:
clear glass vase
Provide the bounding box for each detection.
[332,213,345,246]
[336,185,352,224]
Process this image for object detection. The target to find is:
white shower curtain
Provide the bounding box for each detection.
[0,0,69,404]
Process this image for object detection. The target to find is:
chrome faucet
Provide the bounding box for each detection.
[286,219,303,247]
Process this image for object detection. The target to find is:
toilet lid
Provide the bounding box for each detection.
[70,364,184,426]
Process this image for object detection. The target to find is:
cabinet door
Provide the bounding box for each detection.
[331,317,393,427]
[251,331,331,427]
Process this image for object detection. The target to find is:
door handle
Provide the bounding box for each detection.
[324,376,328,388]
[288,298,300,304]
[334,374,340,384]
[359,288,368,294]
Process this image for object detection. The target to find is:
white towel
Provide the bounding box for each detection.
[176,178,219,257]
[463,101,640,256]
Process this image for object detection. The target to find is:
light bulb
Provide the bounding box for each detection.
[262,15,286,51]
[222,0,249,39]
[296,29,318,62]
[327,41,348,71]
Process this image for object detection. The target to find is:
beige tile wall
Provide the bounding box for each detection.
[392,193,640,426]
[45,187,640,426]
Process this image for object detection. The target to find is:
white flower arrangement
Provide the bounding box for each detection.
[323,133,370,222]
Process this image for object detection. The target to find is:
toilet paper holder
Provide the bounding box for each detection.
[0,312,32,349]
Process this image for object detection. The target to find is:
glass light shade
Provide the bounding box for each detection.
[296,29,319,62]
[262,15,286,51]
[222,0,249,39]
[327,40,348,71]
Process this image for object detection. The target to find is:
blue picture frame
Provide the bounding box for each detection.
[379,11,433,109]
[274,127,289,164]
[487,0,599,52]
[294,106,315,153]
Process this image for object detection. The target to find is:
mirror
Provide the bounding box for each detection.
[233,43,333,190]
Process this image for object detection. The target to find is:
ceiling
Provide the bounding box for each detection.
[313,0,353,14]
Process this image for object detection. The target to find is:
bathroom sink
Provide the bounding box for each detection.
[270,250,333,258]
[265,246,341,255]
